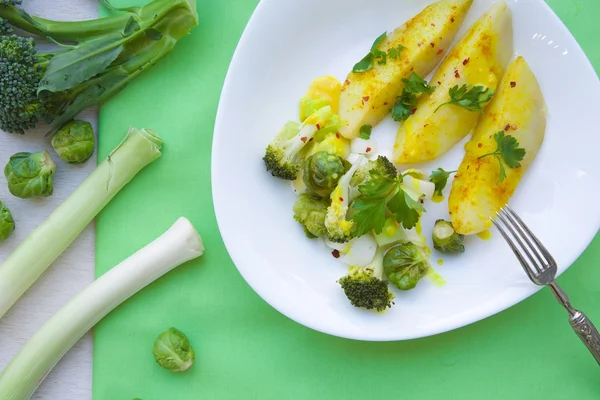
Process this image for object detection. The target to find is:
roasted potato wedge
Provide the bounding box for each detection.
[338,0,473,139]
[393,1,513,164]
[449,56,546,235]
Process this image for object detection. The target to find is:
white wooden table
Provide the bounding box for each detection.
[0,1,98,398]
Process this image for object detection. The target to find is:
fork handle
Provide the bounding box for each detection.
[570,311,600,365]
[549,282,600,365]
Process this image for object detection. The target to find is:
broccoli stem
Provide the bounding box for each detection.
[0,0,196,41]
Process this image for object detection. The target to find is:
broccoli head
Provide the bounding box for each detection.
[338,247,395,312]
[338,266,394,313]
[325,156,365,243]
[263,106,333,181]
[293,193,330,238]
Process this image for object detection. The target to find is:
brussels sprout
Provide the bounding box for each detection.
[153,327,195,372]
[432,219,465,253]
[293,193,330,238]
[0,201,15,241]
[303,151,349,198]
[51,120,95,164]
[4,150,56,199]
[383,243,431,290]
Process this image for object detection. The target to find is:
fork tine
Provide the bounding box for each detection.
[504,205,556,265]
[499,208,548,272]
[491,217,539,281]
[495,210,543,275]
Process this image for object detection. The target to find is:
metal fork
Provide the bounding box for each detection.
[492,205,600,365]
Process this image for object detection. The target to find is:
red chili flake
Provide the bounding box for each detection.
[383,102,388,106]
[437,49,444,55]
[344,79,350,86]
[411,108,417,115]
[463,58,470,66]
[510,81,516,88]
[511,124,518,130]
[430,42,435,48]
[366,147,372,153]
[339,197,344,202]
[417,42,422,47]
[316,124,321,130]
[362,96,370,102]
[431,23,436,27]
[477,143,482,148]
[437,81,442,85]
[424,124,429,127]
[451,17,455,22]
[454,70,460,79]
[419,198,424,204]
[309,137,314,142]
[300,137,307,143]
[335,133,340,139]
[504,124,511,131]
[331,250,340,258]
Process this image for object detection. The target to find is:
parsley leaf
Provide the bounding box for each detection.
[352,32,388,73]
[403,73,436,95]
[478,131,526,182]
[429,168,457,197]
[390,72,435,122]
[388,190,425,230]
[359,124,372,140]
[434,84,495,113]
[387,45,404,60]
[351,170,426,235]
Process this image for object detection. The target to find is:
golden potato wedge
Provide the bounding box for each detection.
[338,0,473,139]
[393,1,513,163]
[448,56,546,235]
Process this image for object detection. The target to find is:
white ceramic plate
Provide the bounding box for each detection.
[213,0,600,341]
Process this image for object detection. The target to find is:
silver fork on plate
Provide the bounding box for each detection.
[492,205,600,365]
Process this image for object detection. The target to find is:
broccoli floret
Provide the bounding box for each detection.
[293,193,330,238]
[348,155,397,201]
[325,156,365,243]
[0,0,198,134]
[263,106,333,181]
[338,249,394,312]
[0,17,13,35]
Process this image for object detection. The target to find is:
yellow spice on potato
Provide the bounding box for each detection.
[448,56,546,235]
[338,0,473,139]
[394,0,513,164]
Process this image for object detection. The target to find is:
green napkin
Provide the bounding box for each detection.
[94,1,600,399]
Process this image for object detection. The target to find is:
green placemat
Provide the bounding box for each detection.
[93,1,600,399]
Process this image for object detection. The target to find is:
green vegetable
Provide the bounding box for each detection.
[352,32,388,72]
[299,98,329,123]
[264,106,333,180]
[351,165,425,237]
[51,120,95,164]
[434,84,495,113]
[391,72,436,122]
[303,151,348,198]
[4,150,56,198]
[432,219,465,253]
[359,124,372,140]
[324,156,365,243]
[478,131,526,182]
[429,168,457,197]
[153,327,196,372]
[0,201,14,241]
[293,193,330,238]
[0,0,198,134]
[383,243,431,291]
[0,218,204,399]
[338,248,394,312]
[0,127,163,319]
